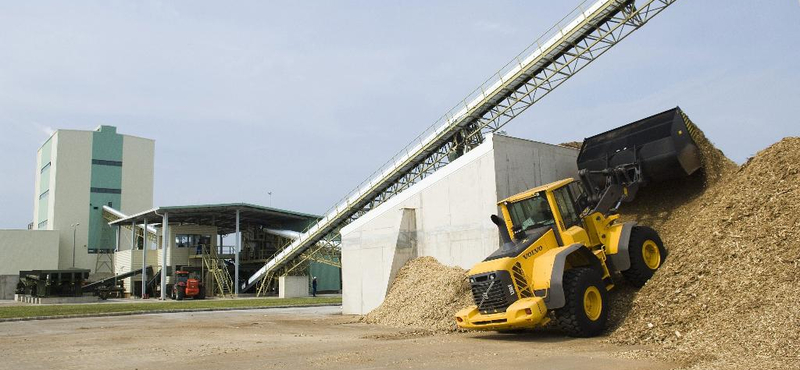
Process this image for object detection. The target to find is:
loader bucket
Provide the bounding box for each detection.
[577,107,702,183]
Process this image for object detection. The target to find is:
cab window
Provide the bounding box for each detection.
[506,193,555,232]
[553,186,581,230]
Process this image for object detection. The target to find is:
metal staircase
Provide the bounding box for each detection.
[201,244,235,297]
[246,0,680,292]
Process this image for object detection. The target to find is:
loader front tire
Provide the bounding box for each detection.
[555,268,608,337]
[623,226,666,288]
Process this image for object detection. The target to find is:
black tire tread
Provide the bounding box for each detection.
[622,226,666,288]
[555,267,607,337]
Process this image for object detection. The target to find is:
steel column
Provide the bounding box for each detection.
[161,212,169,300]
[142,218,147,299]
[115,225,120,252]
[235,209,240,296]
[114,225,120,288]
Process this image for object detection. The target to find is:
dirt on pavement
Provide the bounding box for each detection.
[0,306,673,370]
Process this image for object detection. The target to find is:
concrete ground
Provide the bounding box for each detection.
[0,306,672,370]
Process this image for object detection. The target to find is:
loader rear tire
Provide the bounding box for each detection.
[623,226,666,288]
[555,268,608,338]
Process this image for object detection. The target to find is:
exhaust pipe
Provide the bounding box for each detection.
[491,215,515,249]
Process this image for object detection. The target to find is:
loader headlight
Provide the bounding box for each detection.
[469,277,475,283]
[489,273,496,280]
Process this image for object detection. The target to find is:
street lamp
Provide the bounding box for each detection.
[268,191,273,207]
[71,223,80,268]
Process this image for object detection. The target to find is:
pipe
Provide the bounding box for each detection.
[491,215,513,244]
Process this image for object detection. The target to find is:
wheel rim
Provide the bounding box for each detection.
[642,240,661,270]
[583,286,602,321]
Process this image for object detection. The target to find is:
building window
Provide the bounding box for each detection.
[92,159,123,166]
[40,162,51,173]
[90,187,122,194]
[37,220,48,229]
[175,234,212,254]
[39,190,49,200]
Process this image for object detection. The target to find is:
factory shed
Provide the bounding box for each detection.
[108,203,339,299]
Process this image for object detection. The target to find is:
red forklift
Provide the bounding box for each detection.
[171,268,206,300]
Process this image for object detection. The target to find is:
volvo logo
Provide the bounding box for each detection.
[523,245,543,259]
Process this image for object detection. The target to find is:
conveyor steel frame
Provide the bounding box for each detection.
[247,0,679,293]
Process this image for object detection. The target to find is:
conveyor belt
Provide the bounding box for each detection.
[246,0,679,292]
[83,266,154,291]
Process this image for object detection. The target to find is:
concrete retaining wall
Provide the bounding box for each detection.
[0,275,20,300]
[0,230,60,299]
[14,294,100,304]
[279,275,309,298]
[340,134,578,314]
[0,230,60,275]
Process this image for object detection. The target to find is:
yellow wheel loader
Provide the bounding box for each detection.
[455,107,702,337]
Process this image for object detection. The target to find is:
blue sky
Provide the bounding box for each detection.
[1,1,798,228]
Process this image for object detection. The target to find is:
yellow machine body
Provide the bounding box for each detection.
[456,178,630,331]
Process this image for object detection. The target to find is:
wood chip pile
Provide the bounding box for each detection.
[559,141,583,149]
[610,134,800,369]
[362,125,800,369]
[363,256,472,332]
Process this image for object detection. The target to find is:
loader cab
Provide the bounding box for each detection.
[504,192,555,241]
[499,179,591,248]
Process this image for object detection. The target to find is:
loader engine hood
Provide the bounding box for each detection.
[483,225,551,262]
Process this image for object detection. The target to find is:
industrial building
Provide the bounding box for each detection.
[341,134,578,314]
[0,125,155,298]
[2,125,339,300]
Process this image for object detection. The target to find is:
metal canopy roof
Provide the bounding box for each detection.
[108,203,320,234]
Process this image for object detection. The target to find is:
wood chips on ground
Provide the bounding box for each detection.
[610,130,800,370]
[362,256,472,332]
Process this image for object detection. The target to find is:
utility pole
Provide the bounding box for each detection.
[71,223,80,268]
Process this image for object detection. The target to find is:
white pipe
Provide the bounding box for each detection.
[263,228,302,240]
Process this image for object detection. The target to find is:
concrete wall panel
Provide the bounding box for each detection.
[51,130,94,270]
[493,135,579,200]
[341,139,497,314]
[279,275,309,298]
[121,135,155,215]
[0,230,60,276]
